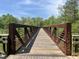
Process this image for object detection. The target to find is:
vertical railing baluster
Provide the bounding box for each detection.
[24,27,28,44]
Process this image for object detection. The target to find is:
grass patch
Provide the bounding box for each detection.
[0,44,4,53]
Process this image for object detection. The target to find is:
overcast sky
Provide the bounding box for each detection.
[0,0,66,18]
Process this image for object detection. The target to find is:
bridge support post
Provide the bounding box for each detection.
[7,23,16,55]
[64,23,72,55]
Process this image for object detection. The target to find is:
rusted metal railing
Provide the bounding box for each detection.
[43,23,72,55]
[7,23,40,55]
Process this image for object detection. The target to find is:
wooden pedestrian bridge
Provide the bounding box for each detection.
[0,23,79,59]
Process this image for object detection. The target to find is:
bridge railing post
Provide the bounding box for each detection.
[7,23,16,55]
[64,23,72,55]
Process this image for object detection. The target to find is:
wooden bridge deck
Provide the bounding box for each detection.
[7,28,78,59]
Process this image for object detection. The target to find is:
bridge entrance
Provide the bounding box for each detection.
[0,23,79,59]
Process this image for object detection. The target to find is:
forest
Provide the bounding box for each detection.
[0,0,79,34]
